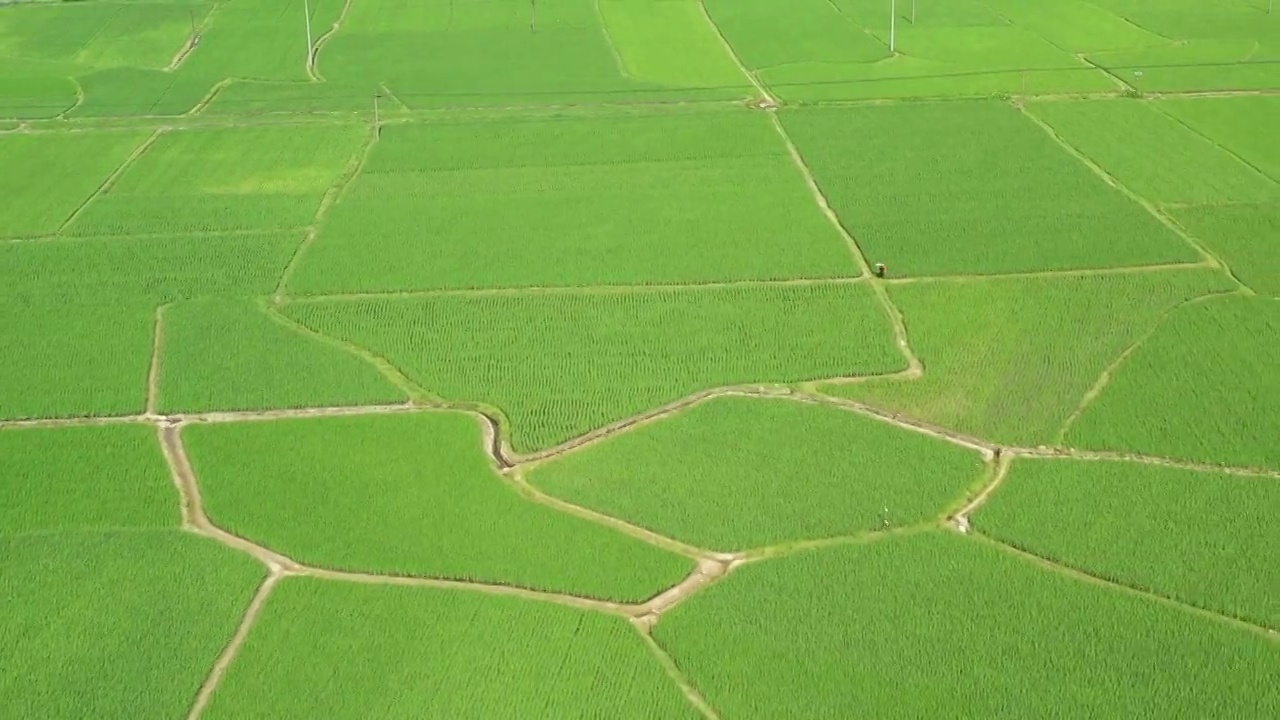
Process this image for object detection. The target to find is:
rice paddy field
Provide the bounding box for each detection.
[1,0,1277,717]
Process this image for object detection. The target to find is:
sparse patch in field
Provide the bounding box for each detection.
[0,424,176,534]
[182,412,694,601]
[0,130,150,238]
[156,299,405,414]
[0,300,156,421]
[528,395,986,551]
[201,578,699,719]
[285,281,904,452]
[64,124,365,237]
[1067,294,1280,470]
[655,531,1280,719]
[780,101,1201,277]
[0,532,265,720]
[289,112,856,293]
[976,457,1280,630]
[825,268,1235,446]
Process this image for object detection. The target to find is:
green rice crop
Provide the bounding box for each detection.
[290,112,855,293]
[285,281,903,452]
[703,0,891,70]
[597,0,751,93]
[1,531,264,720]
[976,457,1280,629]
[204,578,698,719]
[980,0,1168,53]
[1160,96,1280,182]
[0,231,301,304]
[1172,203,1280,297]
[0,300,155,420]
[183,412,693,601]
[157,299,405,413]
[0,62,78,119]
[780,101,1198,276]
[829,268,1235,446]
[321,0,734,108]
[181,0,346,83]
[1029,99,1279,205]
[204,80,384,116]
[1088,41,1280,94]
[656,531,1280,719]
[69,68,215,118]
[0,424,176,535]
[529,395,986,551]
[0,130,150,238]
[1068,295,1280,470]
[67,124,365,236]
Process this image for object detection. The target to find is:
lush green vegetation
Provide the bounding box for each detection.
[183,412,693,600]
[286,281,903,451]
[2,2,1277,716]
[1,532,264,720]
[0,131,149,238]
[977,457,1280,630]
[67,125,364,236]
[1029,99,1279,205]
[657,531,1280,719]
[0,424,176,534]
[1068,295,1280,470]
[828,269,1234,446]
[781,101,1197,276]
[291,112,855,293]
[204,578,697,719]
[530,396,985,550]
[158,299,404,413]
[0,300,156,420]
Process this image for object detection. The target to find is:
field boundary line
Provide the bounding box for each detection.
[1015,100,1236,278]
[186,571,282,720]
[56,76,85,120]
[506,470,717,560]
[273,124,379,299]
[971,533,1280,642]
[286,276,867,302]
[167,1,220,72]
[947,452,1013,533]
[637,632,722,720]
[56,128,164,235]
[1054,288,1246,443]
[1007,446,1280,481]
[261,302,434,403]
[594,0,633,81]
[697,0,776,105]
[186,79,233,116]
[881,260,1214,285]
[378,83,408,112]
[736,523,929,563]
[159,423,303,570]
[308,0,354,82]
[792,390,994,455]
[1150,101,1280,186]
[145,303,169,417]
[767,113,923,376]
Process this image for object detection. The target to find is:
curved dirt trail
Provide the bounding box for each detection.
[186,571,282,720]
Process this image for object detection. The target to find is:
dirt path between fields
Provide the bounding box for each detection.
[187,571,281,720]
[307,0,354,82]
[56,129,164,235]
[145,304,168,417]
[698,0,777,107]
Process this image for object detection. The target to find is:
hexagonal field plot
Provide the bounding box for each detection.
[528,395,988,552]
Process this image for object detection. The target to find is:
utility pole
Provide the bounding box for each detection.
[373,93,381,137]
[912,0,917,24]
[890,0,897,53]
[303,0,314,70]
